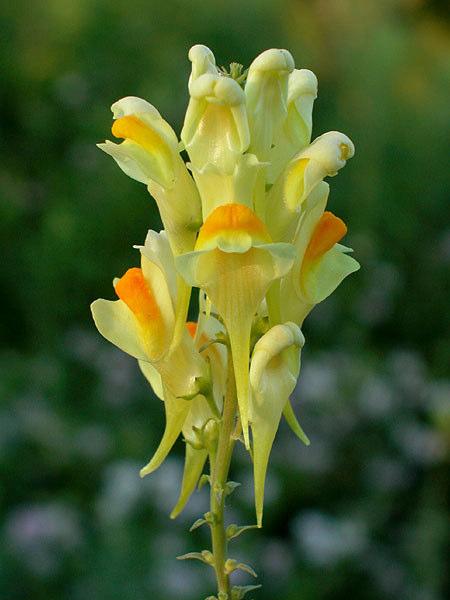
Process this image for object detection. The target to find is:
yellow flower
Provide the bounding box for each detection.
[91,231,207,476]
[245,49,295,161]
[279,182,360,325]
[265,131,355,242]
[182,47,250,173]
[250,322,307,526]
[98,96,202,257]
[267,68,318,183]
[98,97,204,343]
[176,203,296,448]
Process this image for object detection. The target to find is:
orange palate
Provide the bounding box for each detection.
[112,115,165,155]
[196,203,270,248]
[304,211,347,263]
[115,268,161,325]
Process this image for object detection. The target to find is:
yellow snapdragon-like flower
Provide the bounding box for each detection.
[177,203,296,448]
[98,97,203,344]
[245,48,295,161]
[93,44,360,538]
[279,182,360,325]
[266,131,355,241]
[91,231,208,476]
[250,322,307,526]
[98,97,201,257]
[182,45,250,173]
[267,68,318,183]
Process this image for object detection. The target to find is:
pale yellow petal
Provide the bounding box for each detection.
[267,69,318,183]
[136,230,177,301]
[284,131,355,211]
[91,298,147,361]
[188,44,218,83]
[157,331,206,399]
[181,73,250,172]
[245,48,295,161]
[138,359,164,400]
[301,244,360,304]
[190,153,265,220]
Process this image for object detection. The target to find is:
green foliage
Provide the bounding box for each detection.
[226,524,258,541]
[177,550,215,566]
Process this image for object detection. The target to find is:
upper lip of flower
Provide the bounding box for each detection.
[247,48,295,73]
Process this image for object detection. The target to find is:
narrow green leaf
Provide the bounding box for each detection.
[177,550,214,566]
[224,481,241,496]
[226,524,259,541]
[225,559,257,577]
[177,552,205,562]
[236,563,258,578]
[189,518,207,532]
[231,584,262,599]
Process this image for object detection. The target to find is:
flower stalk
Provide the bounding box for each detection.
[209,350,237,596]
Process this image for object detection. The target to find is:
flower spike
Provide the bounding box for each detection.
[92,43,360,596]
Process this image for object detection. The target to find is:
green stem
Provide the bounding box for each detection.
[210,352,237,597]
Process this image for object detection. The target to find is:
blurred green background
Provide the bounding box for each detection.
[1,0,449,598]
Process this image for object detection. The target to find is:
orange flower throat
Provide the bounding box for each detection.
[304,211,347,264]
[115,267,161,326]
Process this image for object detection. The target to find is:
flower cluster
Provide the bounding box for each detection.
[92,45,359,527]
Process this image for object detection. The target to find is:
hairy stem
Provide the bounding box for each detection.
[210,352,237,596]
